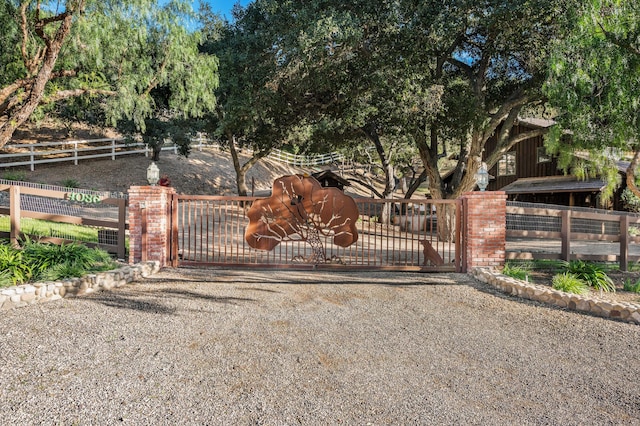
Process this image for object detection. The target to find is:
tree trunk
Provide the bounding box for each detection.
[362,124,396,224]
[226,132,248,196]
[626,150,640,198]
[404,169,428,199]
[152,145,161,162]
[0,7,76,148]
[435,203,457,243]
[227,131,271,196]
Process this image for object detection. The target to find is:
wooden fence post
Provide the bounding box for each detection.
[561,210,571,261]
[29,145,35,171]
[9,185,20,247]
[117,198,127,260]
[620,214,629,272]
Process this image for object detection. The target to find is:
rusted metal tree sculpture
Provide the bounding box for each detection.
[245,174,359,264]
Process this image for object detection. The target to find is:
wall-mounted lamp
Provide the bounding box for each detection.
[475,162,489,192]
[147,162,160,186]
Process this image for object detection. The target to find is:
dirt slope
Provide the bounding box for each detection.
[16,148,311,196]
[5,121,315,195]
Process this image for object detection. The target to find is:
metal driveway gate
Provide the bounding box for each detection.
[171,195,461,272]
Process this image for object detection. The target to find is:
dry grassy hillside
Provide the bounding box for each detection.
[12,148,310,196]
[5,123,310,195]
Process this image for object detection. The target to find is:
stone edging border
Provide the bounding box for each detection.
[0,261,160,311]
[471,267,640,325]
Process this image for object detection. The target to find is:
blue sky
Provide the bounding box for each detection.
[197,0,252,19]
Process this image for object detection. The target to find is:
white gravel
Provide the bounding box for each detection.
[1,268,639,425]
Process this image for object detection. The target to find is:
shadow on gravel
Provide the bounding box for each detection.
[141,277,213,284]
[238,287,282,293]
[160,288,256,305]
[85,288,256,314]
[86,293,177,315]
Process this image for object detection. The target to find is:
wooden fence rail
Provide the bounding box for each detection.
[506,205,640,271]
[1,138,147,171]
[0,137,344,171]
[0,184,127,258]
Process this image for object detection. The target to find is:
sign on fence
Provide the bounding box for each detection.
[0,183,127,259]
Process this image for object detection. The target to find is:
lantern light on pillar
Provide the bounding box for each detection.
[147,162,160,186]
[475,162,489,192]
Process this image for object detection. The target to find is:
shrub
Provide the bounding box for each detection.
[561,260,615,293]
[2,171,27,181]
[552,272,590,295]
[0,239,117,286]
[61,178,80,188]
[502,262,532,282]
[621,188,640,213]
[23,241,85,275]
[0,269,13,287]
[39,262,87,281]
[0,242,34,286]
[623,278,640,293]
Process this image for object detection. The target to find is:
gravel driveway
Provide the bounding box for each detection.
[1,268,639,425]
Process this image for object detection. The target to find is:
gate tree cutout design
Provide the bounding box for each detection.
[245,174,359,264]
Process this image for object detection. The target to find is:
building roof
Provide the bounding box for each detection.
[573,151,630,174]
[516,117,556,129]
[500,176,606,194]
[311,170,351,187]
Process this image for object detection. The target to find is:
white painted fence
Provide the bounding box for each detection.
[0,136,344,170]
[0,138,146,171]
[267,149,344,167]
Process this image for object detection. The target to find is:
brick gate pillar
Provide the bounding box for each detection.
[460,191,507,272]
[128,186,175,267]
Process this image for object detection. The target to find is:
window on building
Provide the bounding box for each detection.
[497,152,516,176]
[537,147,551,164]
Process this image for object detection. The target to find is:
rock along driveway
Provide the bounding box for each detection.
[1,268,639,425]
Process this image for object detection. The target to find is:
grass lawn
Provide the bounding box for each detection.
[0,216,106,242]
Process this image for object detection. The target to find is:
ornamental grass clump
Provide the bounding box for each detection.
[552,272,590,295]
[0,242,34,286]
[623,278,640,293]
[561,260,615,293]
[0,239,117,287]
[502,262,532,282]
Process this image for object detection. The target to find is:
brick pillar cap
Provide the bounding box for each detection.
[129,186,176,194]
[461,191,506,198]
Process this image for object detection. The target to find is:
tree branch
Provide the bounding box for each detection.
[626,150,640,198]
[20,2,44,76]
[483,90,530,142]
[34,5,76,49]
[474,33,494,97]
[437,31,466,79]
[494,105,522,146]
[240,147,271,174]
[346,177,384,199]
[0,70,78,107]
[446,57,473,79]
[598,22,640,57]
[45,88,117,103]
[143,58,168,97]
